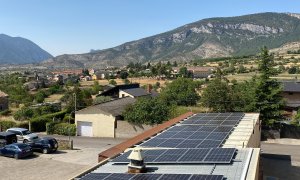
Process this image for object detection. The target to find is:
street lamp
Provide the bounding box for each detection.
[68,93,76,149]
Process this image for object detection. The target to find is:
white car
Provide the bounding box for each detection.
[6,128,38,143]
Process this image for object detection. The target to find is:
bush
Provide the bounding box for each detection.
[17,122,29,129]
[0,109,11,116]
[30,110,67,132]
[46,122,76,136]
[0,121,17,131]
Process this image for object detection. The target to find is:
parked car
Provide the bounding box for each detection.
[0,143,33,159]
[0,132,17,147]
[6,128,38,143]
[29,137,58,154]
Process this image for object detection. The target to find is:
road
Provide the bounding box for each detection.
[261,140,300,180]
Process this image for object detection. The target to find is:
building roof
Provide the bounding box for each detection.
[282,81,300,92]
[76,97,136,116]
[121,88,149,97]
[98,83,140,97]
[0,90,8,97]
[75,112,260,180]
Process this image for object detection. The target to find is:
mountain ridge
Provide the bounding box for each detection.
[43,12,300,68]
[0,34,53,64]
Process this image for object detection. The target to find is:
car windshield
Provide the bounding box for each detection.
[21,130,31,135]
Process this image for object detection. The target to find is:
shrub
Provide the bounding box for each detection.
[30,110,67,132]
[46,122,76,136]
[0,109,11,116]
[17,122,29,129]
[0,121,17,131]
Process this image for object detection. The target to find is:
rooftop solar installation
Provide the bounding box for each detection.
[181,113,244,126]
[80,173,224,180]
[111,148,236,164]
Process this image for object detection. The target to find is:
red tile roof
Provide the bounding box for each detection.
[98,112,193,162]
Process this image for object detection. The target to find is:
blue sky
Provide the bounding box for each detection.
[0,0,299,56]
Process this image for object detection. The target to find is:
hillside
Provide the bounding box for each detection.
[0,34,53,64]
[43,12,300,68]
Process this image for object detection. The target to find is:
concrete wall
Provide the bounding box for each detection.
[75,113,116,137]
[247,119,261,148]
[0,97,8,111]
[115,121,155,138]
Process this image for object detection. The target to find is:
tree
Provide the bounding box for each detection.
[179,67,193,78]
[255,47,284,126]
[173,61,178,67]
[120,71,129,79]
[201,79,234,112]
[160,78,199,106]
[93,96,112,105]
[109,79,117,85]
[288,66,298,74]
[123,97,171,125]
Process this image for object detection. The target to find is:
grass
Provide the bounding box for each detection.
[44,94,64,102]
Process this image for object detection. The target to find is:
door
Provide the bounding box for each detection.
[77,121,93,137]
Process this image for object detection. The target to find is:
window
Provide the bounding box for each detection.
[289,92,294,95]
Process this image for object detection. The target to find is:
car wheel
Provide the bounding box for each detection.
[14,154,19,159]
[23,139,28,143]
[42,148,49,154]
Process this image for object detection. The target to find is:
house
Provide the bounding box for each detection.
[119,88,150,98]
[92,70,110,80]
[74,113,261,180]
[281,81,300,116]
[0,91,9,111]
[75,97,137,137]
[97,83,140,98]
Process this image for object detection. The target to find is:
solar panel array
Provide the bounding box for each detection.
[80,173,224,180]
[112,148,236,164]
[80,113,245,180]
[139,113,244,149]
[181,112,244,126]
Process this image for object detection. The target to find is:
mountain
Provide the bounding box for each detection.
[0,34,52,64]
[44,12,300,68]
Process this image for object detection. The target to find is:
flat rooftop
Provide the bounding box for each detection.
[76,112,260,180]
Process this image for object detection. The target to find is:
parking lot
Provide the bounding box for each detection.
[0,135,128,180]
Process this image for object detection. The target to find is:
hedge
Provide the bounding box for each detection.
[46,122,76,136]
[0,121,28,131]
[30,110,67,132]
[0,121,17,131]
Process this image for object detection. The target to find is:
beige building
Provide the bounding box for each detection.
[0,91,8,111]
[75,97,137,137]
[281,81,300,117]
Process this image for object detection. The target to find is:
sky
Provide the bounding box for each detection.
[0,0,300,56]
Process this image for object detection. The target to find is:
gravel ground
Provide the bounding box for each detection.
[0,135,128,180]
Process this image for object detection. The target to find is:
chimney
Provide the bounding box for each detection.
[127,149,146,173]
[146,84,152,94]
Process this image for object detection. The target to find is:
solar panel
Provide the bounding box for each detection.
[159,174,191,180]
[204,148,236,163]
[176,139,203,148]
[190,174,224,180]
[80,173,224,180]
[111,148,236,164]
[178,148,210,162]
[197,140,222,148]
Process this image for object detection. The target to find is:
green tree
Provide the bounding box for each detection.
[160,78,199,106]
[179,67,193,78]
[201,79,234,112]
[123,97,171,125]
[255,47,284,126]
[93,96,112,105]
[120,71,129,79]
[109,79,117,85]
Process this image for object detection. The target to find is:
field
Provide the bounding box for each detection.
[80,77,169,87]
[226,72,300,82]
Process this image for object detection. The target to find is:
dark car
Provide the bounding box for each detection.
[0,132,17,147]
[29,137,58,154]
[0,143,33,159]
